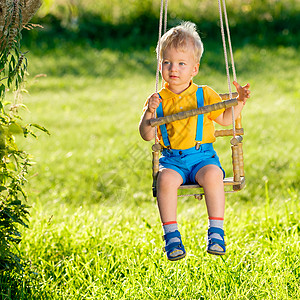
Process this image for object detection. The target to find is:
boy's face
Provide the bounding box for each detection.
[160,44,199,94]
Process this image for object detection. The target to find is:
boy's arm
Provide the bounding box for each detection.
[139,109,156,141]
[215,81,250,126]
[139,93,162,141]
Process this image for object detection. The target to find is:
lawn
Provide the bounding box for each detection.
[2,38,299,299]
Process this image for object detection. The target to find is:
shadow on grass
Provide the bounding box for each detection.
[0,270,31,300]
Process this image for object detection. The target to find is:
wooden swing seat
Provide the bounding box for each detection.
[177,177,245,200]
[179,176,245,191]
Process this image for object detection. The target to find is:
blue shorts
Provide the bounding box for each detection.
[159,143,225,185]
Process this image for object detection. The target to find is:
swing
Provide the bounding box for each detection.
[151,0,245,200]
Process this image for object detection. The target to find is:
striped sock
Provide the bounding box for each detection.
[208,217,224,240]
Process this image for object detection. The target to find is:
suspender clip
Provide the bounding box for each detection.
[195,142,201,150]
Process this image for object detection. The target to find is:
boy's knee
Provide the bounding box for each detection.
[158,169,183,188]
[196,165,223,185]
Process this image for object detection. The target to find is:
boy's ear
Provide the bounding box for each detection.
[192,63,200,76]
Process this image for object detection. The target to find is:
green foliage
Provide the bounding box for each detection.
[0,0,48,276]
[23,0,300,50]
[0,0,24,95]
[0,0,31,274]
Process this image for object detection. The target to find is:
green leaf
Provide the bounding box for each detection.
[9,56,16,68]
[8,200,22,205]
[8,122,23,134]
[0,84,5,100]
[0,186,7,192]
[29,123,50,135]
[7,77,12,88]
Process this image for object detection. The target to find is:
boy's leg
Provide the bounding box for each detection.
[157,168,183,223]
[195,164,225,218]
[157,169,186,260]
[195,165,226,255]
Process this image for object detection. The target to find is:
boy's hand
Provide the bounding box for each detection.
[146,93,162,114]
[233,81,250,104]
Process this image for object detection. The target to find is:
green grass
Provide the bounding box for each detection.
[1,41,299,299]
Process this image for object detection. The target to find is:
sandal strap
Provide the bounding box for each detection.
[165,241,184,252]
[208,227,224,237]
[209,237,225,247]
[163,230,181,241]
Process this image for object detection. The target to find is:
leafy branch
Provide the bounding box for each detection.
[0,0,45,272]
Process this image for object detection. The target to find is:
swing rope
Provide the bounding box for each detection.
[163,0,168,34]
[218,0,237,138]
[154,0,168,145]
[155,0,165,95]
[222,0,237,82]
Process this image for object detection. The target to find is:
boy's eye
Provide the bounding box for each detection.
[179,62,185,66]
[163,61,170,65]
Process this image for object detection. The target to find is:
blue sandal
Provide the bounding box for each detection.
[207,227,226,255]
[163,230,186,261]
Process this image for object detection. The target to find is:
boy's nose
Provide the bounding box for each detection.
[170,63,177,71]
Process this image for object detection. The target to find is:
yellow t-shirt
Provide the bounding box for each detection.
[144,82,225,150]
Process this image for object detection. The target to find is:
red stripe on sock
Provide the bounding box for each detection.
[209,217,224,220]
[163,221,177,225]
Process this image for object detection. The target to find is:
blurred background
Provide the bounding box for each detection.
[25,0,300,50]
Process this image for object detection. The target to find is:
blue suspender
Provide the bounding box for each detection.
[157,87,204,148]
[195,87,204,142]
[157,94,171,147]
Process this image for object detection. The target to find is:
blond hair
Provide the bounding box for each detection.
[157,21,204,63]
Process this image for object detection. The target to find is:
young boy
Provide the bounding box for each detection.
[139,22,250,261]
